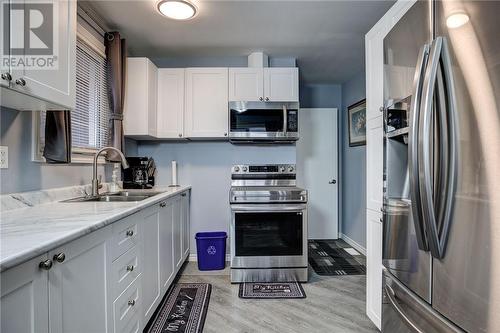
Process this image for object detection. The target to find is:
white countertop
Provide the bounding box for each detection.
[0,186,191,272]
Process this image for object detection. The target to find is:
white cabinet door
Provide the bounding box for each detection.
[0,255,49,333]
[181,191,190,259]
[124,58,158,138]
[366,209,383,330]
[48,227,112,333]
[157,68,185,139]
[228,68,263,101]
[172,195,183,270]
[263,68,299,102]
[184,68,228,138]
[366,116,384,212]
[9,0,76,110]
[141,205,161,322]
[365,24,385,121]
[158,199,175,293]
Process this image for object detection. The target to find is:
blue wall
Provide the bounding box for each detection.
[340,71,367,248]
[299,83,342,109]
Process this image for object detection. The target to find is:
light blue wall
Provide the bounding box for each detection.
[299,83,342,109]
[137,141,296,253]
[0,107,110,194]
[340,71,367,248]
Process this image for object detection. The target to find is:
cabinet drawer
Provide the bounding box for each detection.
[113,276,141,333]
[112,246,140,299]
[111,214,140,260]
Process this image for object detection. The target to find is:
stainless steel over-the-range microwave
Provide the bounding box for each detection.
[228,101,299,143]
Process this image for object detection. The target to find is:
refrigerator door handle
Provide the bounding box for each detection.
[385,285,425,333]
[419,37,458,259]
[408,44,430,251]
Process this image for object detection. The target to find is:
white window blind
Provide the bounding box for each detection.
[37,37,111,158]
[73,37,111,150]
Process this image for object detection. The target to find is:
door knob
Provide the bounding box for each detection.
[39,259,53,270]
[15,78,26,86]
[1,73,12,81]
[329,179,337,184]
[53,253,66,263]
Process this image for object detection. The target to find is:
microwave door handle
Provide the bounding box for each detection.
[283,104,287,134]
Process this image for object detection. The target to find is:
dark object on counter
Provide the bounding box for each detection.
[195,232,227,271]
[123,156,155,189]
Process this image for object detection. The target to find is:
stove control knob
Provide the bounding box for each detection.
[288,166,294,172]
[280,166,286,172]
[234,166,240,172]
[242,166,248,172]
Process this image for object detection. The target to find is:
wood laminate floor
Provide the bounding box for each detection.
[178,262,378,333]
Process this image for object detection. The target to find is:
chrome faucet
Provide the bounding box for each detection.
[92,147,129,197]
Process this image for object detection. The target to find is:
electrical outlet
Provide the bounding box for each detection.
[0,146,8,169]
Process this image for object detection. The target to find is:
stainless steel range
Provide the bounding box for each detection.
[229,164,308,283]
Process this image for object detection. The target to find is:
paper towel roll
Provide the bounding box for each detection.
[171,161,178,186]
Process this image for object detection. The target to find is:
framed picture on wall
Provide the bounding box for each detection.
[348,99,366,147]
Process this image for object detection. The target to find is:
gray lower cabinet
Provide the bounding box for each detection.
[0,190,190,333]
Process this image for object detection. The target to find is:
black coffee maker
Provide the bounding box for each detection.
[123,157,156,189]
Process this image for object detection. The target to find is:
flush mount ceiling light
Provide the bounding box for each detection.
[446,12,469,29]
[157,0,197,20]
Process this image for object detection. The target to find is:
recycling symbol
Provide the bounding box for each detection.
[207,245,216,255]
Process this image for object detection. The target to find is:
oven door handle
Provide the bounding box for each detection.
[230,204,307,211]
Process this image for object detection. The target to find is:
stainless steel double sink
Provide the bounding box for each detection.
[63,191,164,203]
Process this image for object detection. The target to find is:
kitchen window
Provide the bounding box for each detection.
[33,23,111,162]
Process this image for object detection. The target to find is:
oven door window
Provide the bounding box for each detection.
[230,109,284,132]
[234,212,303,256]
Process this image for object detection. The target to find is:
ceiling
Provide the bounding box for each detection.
[85,0,394,84]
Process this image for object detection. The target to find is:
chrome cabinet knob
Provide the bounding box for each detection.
[329,179,337,184]
[53,253,66,263]
[15,78,26,86]
[265,97,269,101]
[224,133,228,137]
[181,193,186,197]
[259,97,263,101]
[128,300,136,306]
[160,202,166,208]
[178,133,182,138]
[126,265,134,272]
[233,166,240,172]
[39,259,53,270]
[379,106,385,113]
[380,218,383,223]
[126,230,134,237]
[1,73,12,81]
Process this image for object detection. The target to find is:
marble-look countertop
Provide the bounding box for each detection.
[0,186,191,272]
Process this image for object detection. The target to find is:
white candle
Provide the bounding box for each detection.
[171,160,178,186]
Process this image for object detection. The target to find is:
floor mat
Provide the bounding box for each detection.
[308,239,366,276]
[147,283,211,333]
[238,282,306,299]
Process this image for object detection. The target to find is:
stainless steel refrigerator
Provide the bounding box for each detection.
[382,0,500,332]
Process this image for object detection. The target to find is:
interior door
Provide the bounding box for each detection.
[296,108,338,239]
[431,2,500,332]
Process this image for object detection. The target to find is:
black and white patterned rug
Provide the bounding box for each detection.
[238,282,306,299]
[308,239,366,276]
[147,283,211,333]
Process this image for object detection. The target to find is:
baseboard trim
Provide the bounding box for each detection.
[339,233,367,256]
[188,253,231,262]
[367,307,381,330]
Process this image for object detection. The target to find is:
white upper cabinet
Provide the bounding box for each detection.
[263,68,299,102]
[157,68,185,139]
[124,58,158,138]
[184,68,229,138]
[0,0,76,111]
[228,68,264,101]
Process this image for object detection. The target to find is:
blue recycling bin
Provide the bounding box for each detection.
[195,232,227,271]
